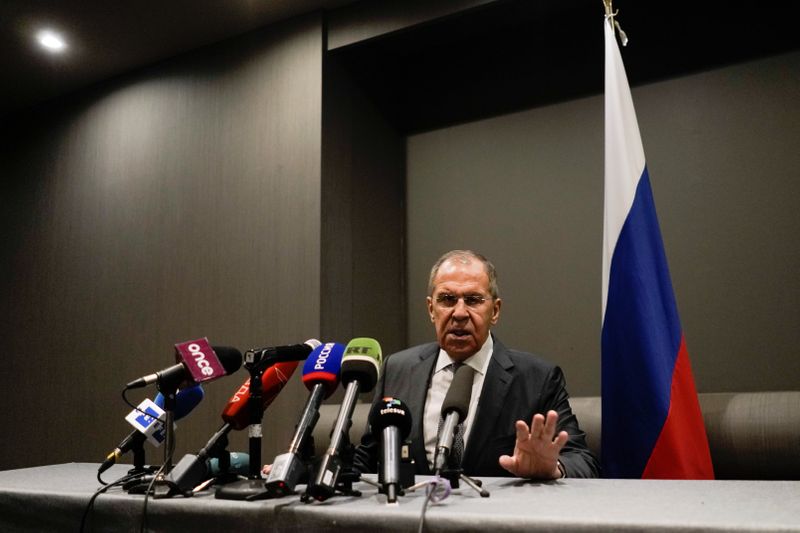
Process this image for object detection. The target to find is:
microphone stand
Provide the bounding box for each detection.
[131,358,251,498]
[246,353,265,479]
[121,437,159,488]
[156,423,235,496]
[406,469,489,498]
[129,438,147,475]
[302,381,364,502]
[262,382,326,499]
[159,386,177,475]
[301,437,416,503]
[376,439,416,503]
[301,430,363,502]
[438,466,490,497]
[206,432,234,484]
[214,348,276,501]
[407,451,489,498]
[127,382,182,498]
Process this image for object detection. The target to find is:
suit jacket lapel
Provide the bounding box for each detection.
[462,337,514,470]
[407,344,438,473]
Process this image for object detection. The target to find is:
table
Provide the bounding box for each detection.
[0,463,798,532]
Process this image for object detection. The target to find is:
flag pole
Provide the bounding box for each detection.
[602,0,628,47]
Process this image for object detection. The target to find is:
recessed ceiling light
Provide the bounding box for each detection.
[36,29,67,53]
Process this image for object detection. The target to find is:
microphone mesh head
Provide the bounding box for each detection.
[213,346,243,374]
[302,342,345,398]
[174,384,204,419]
[341,338,382,392]
[441,364,475,419]
[369,397,412,438]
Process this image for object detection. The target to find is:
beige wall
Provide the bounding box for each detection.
[407,51,800,396]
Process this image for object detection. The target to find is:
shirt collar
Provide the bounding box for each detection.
[434,333,494,376]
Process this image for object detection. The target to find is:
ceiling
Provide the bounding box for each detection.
[330,0,800,133]
[0,0,354,118]
[2,0,799,129]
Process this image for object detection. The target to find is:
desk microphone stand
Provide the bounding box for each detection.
[121,437,159,487]
[150,382,185,497]
[407,459,489,498]
[158,386,177,474]
[125,382,182,497]
[301,433,363,502]
[129,437,147,475]
[440,466,489,497]
[215,349,275,501]
[302,439,416,503]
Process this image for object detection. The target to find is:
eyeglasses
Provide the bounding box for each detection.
[434,293,491,308]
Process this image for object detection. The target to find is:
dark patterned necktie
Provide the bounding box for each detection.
[437,362,468,469]
[450,418,465,468]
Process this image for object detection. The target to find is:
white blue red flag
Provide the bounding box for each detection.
[601,16,714,479]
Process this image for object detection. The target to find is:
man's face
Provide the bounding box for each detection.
[427,258,501,362]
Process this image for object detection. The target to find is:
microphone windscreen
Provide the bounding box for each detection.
[154,384,205,420]
[340,337,382,392]
[221,360,299,431]
[369,397,412,439]
[441,364,475,419]
[213,346,243,374]
[261,360,299,408]
[302,342,345,398]
[248,339,322,362]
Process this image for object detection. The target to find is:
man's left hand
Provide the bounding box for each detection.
[498,410,568,479]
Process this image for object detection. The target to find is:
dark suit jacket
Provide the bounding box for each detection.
[353,336,599,478]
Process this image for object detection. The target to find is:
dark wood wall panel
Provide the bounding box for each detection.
[0,14,323,470]
[321,54,406,368]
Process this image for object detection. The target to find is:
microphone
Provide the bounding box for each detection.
[99,384,204,474]
[265,342,345,497]
[369,397,412,503]
[241,339,321,482]
[245,339,322,365]
[125,339,242,390]
[127,452,251,494]
[221,360,301,431]
[217,340,319,430]
[434,364,475,474]
[166,361,301,494]
[306,337,382,501]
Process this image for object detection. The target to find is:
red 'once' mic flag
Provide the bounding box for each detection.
[601,12,714,479]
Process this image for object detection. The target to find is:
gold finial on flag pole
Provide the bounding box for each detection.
[603,0,629,46]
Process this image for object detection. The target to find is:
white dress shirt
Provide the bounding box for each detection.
[423,334,494,469]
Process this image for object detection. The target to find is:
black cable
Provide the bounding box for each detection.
[140,442,179,533]
[80,471,146,533]
[140,463,163,533]
[121,387,167,430]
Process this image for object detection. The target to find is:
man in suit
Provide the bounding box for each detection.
[354,250,599,479]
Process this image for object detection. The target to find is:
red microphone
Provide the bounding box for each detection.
[221,360,299,430]
[165,361,299,493]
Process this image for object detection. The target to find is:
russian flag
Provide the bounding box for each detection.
[601,16,714,479]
